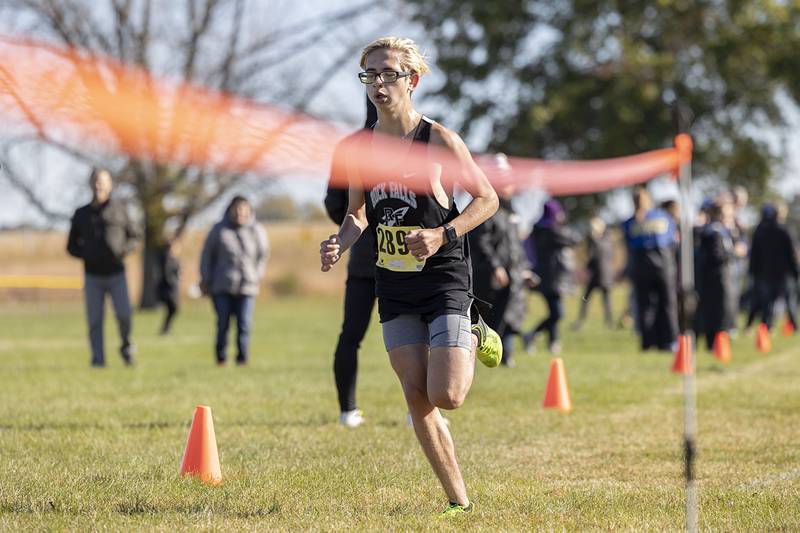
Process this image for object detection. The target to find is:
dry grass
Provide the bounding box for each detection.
[0,223,346,301]
[0,292,798,531]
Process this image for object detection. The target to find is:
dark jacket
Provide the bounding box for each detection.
[526,224,578,294]
[749,219,799,283]
[324,140,375,280]
[697,221,737,337]
[623,209,679,350]
[66,199,139,275]
[470,198,530,332]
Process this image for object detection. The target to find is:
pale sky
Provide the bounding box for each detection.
[1,1,798,229]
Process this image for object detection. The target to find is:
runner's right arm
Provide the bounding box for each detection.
[320,145,368,272]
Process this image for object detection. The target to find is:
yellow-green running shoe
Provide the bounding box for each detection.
[440,501,474,516]
[472,313,502,368]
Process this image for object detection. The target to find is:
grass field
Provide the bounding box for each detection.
[1,293,799,531]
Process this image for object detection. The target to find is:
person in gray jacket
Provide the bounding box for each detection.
[200,196,269,366]
[67,168,140,367]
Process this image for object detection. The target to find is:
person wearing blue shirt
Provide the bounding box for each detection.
[622,187,678,351]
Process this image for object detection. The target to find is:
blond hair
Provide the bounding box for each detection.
[360,36,430,75]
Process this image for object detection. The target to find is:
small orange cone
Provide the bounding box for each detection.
[755,323,772,354]
[671,334,692,374]
[180,405,222,484]
[782,318,795,337]
[543,358,572,412]
[712,331,732,364]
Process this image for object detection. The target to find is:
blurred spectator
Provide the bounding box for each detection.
[732,186,749,224]
[471,156,536,367]
[622,187,678,352]
[746,201,799,331]
[660,199,680,224]
[572,216,614,330]
[521,199,578,355]
[660,198,682,298]
[158,237,181,335]
[324,125,377,426]
[200,196,269,366]
[725,187,751,316]
[696,200,738,350]
[67,168,140,367]
[786,193,800,242]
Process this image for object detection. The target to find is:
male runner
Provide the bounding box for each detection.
[320,36,501,515]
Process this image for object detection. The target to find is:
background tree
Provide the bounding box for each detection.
[254,193,329,222]
[405,0,800,216]
[256,194,300,222]
[0,0,393,306]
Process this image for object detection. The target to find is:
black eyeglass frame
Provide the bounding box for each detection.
[358,70,412,84]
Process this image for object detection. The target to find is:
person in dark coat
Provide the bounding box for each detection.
[521,199,578,355]
[324,163,376,428]
[572,216,614,330]
[325,97,378,428]
[696,200,738,350]
[774,201,799,332]
[622,187,678,352]
[470,162,536,367]
[158,238,181,335]
[67,168,140,367]
[746,202,800,331]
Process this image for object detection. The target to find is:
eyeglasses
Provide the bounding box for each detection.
[358,70,412,84]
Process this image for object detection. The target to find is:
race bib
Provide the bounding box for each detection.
[376,224,425,272]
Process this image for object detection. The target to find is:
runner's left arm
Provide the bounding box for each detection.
[405,126,498,260]
[436,126,499,237]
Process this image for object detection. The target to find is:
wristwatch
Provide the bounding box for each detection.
[442,223,457,243]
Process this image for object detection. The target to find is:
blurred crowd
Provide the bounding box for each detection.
[63,163,799,436]
[469,179,799,367]
[66,168,269,368]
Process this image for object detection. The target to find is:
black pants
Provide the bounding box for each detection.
[528,290,563,344]
[577,281,612,325]
[334,276,376,412]
[632,266,678,351]
[160,297,178,334]
[787,277,799,330]
[747,279,790,330]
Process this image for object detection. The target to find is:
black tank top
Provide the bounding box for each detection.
[364,116,472,321]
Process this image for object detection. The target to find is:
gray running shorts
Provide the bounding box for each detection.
[382,313,473,352]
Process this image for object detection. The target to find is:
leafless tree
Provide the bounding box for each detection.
[0,0,394,306]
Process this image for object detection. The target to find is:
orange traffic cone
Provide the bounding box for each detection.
[180,405,222,484]
[712,331,732,364]
[782,317,795,337]
[543,358,572,412]
[755,323,772,354]
[671,334,692,374]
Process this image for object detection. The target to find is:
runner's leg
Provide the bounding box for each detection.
[427,313,476,409]
[389,343,470,507]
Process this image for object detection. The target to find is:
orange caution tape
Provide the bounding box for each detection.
[1,36,692,197]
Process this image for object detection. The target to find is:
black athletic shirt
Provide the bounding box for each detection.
[363,116,472,322]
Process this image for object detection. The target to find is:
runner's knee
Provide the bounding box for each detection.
[402,381,430,409]
[428,384,467,410]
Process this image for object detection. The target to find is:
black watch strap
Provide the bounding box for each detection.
[443,223,457,243]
